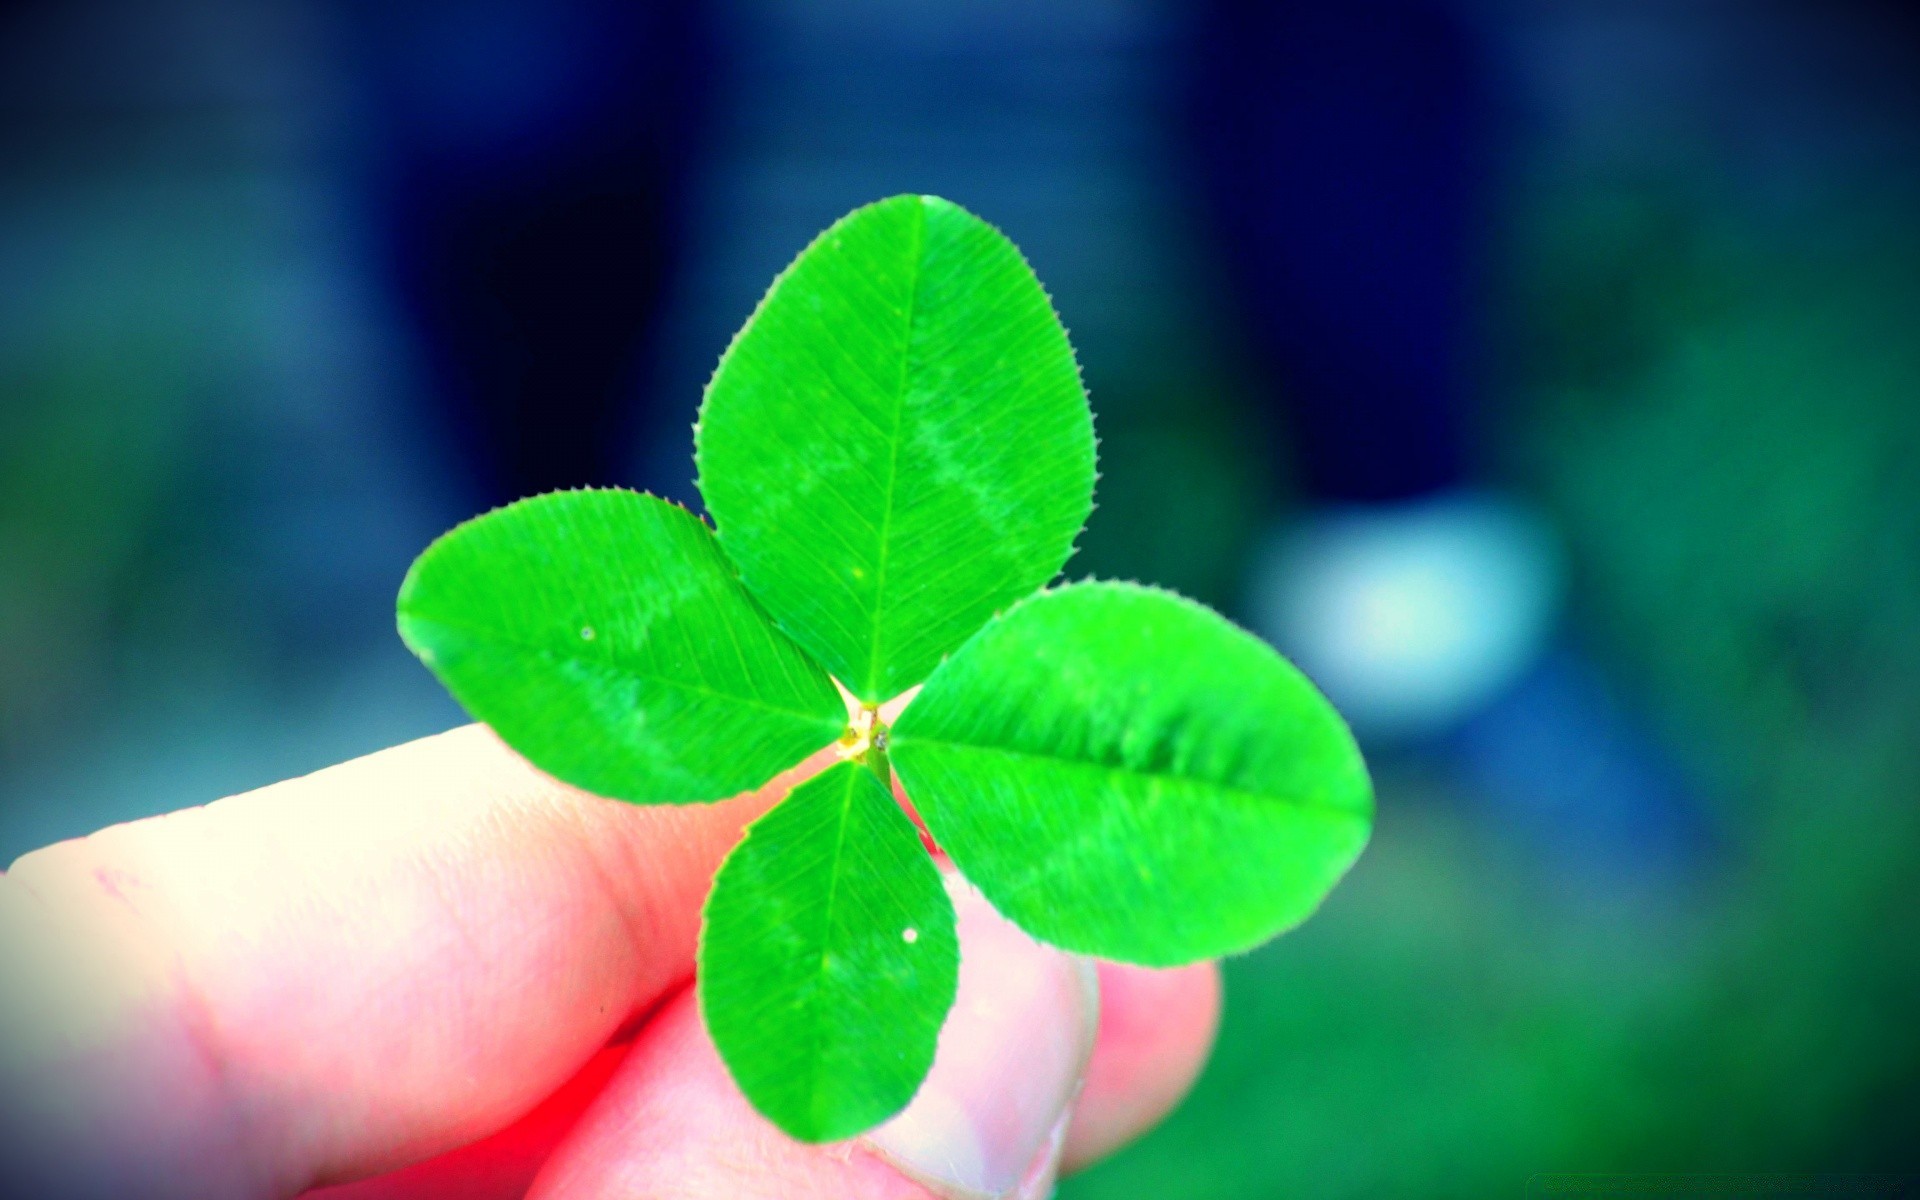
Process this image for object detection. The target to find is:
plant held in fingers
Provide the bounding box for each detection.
[397,195,1372,1143]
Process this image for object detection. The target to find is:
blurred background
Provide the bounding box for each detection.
[3,0,1918,1194]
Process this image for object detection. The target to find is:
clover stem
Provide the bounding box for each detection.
[858,703,891,787]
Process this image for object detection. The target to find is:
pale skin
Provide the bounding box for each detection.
[0,725,1219,1198]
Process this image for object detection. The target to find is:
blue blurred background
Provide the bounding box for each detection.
[3,1,1919,1194]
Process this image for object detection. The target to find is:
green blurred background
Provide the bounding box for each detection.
[3,2,1917,1194]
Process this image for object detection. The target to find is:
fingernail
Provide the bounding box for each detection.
[862,875,1099,1200]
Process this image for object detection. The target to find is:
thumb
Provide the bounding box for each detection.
[527,878,1099,1200]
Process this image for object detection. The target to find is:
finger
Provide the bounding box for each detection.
[0,725,832,1199]
[529,987,939,1200]
[297,899,1216,1200]
[301,1041,634,1200]
[524,881,1217,1200]
[1062,961,1221,1171]
[293,906,1220,1200]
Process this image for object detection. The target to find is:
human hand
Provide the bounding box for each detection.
[0,726,1218,1199]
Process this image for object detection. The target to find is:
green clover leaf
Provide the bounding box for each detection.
[891,581,1372,966]
[398,195,1371,1142]
[699,760,958,1142]
[695,194,1095,704]
[397,488,845,805]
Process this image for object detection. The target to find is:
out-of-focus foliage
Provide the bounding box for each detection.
[1064,191,1920,1197]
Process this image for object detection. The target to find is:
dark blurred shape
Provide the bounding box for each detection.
[1188,0,1495,504]
[351,0,716,508]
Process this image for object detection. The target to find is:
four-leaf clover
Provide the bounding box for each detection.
[397,195,1372,1143]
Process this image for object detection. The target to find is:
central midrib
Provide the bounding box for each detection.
[858,199,927,700]
[803,766,860,1133]
[400,611,841,729]
[891,735,1369,822]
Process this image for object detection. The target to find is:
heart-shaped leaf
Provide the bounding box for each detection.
[695,194,1096,703]
[891,582,1372,965]
[398,489,846,804]
[699,760,959,1142]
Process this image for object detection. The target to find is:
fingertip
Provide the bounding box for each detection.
[1062,961,1221,1171]
[300,1040,635,1200]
